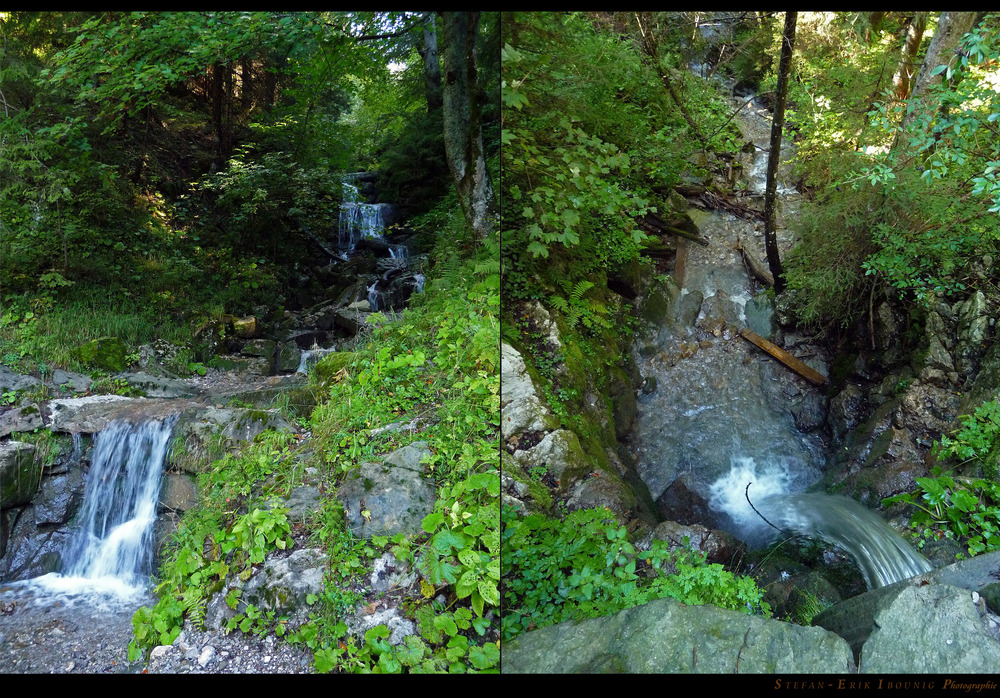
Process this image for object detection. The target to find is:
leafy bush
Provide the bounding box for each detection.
[501,505,770,642]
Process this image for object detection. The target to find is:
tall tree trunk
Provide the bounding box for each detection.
[763,11,796,294]
[894,11,977,155]
[891,14,927,101]
[240,57,254,115]
[440,11,498,240]
[419,13,443,113]
[211,63,224,165]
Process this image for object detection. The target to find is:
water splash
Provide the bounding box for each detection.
[708,459,932,588]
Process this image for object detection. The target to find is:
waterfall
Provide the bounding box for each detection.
[34,416,177,597]
[338,177,392,250]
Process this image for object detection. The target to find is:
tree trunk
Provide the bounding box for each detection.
[891,14,927,101]
[419,13,443,113]
[440,11,498,240]
[763,11,796,294]
[895,11,977,154]
[211,63,224,165]
[240,58,254,115]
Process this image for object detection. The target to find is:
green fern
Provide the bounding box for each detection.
[550,279,611,329]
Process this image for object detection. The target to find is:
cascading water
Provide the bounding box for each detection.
[633,64,930,589]
[338,175,392,250]
[30,415,177,599]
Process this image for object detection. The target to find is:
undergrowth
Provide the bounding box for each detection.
[500,505,771,642]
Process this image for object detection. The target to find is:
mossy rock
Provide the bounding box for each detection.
[312,351,355,385]
[70,336,128,372]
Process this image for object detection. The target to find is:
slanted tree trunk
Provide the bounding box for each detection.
[419,13,443,113]
[440,11,498,240]
[763,11,796,294]
[891,13,927,101]
[894,11,977,156]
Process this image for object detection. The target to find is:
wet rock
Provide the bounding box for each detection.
[673,289,704,329]
[0,506,69,580]
[655,474,712,527]
[0,442,40,509]
[32,468,86,526]
[608,367,637,439]
[275,342,301,374]
[790,392,827,433]
[828,384,867,444]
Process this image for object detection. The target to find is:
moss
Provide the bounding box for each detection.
[70,336,127,372]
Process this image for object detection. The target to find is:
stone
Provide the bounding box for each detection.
[861,584,1000,673]
[501,597,854,673]
[159,473,198,513]
[49,369,92,394]
[336,443,436,538]
[509,430,589,488]
[241,339,277,361]
[646,520,737,564]
[0,404,45,437]
[118,372,198,398]
[0,441,39,508]
[70,336,128,372]
[0,366,43,393]
[275,342,301,374]
[236,548,328,617]
[233,316,258,339]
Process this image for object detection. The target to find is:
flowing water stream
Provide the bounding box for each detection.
[633,75,931,588]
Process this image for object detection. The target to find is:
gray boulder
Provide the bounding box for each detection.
[861,583,1000,673]
[335,442,435,538]
[501,597,854,673]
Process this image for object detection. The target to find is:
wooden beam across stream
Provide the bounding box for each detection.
[738,327,828,386]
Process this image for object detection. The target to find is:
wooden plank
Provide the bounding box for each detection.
[739,327,828,386]
[736,235,774,287]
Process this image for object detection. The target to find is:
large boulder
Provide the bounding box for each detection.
[502,597,855,673]
[861,583,1000,673]
[335,442,435,539]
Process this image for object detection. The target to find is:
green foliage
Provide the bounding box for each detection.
[500,505,770,642]
[128,433,296,661]
[883,465,1000,558]
[936,401,1000,480]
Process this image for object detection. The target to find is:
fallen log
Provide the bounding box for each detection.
[736,236,774,287]
[638,212,709,247]
[738,327,828,386]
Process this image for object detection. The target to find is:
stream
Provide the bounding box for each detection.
[631,75,932,587]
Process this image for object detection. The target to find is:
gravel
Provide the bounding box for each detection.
[0,582,315,674]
